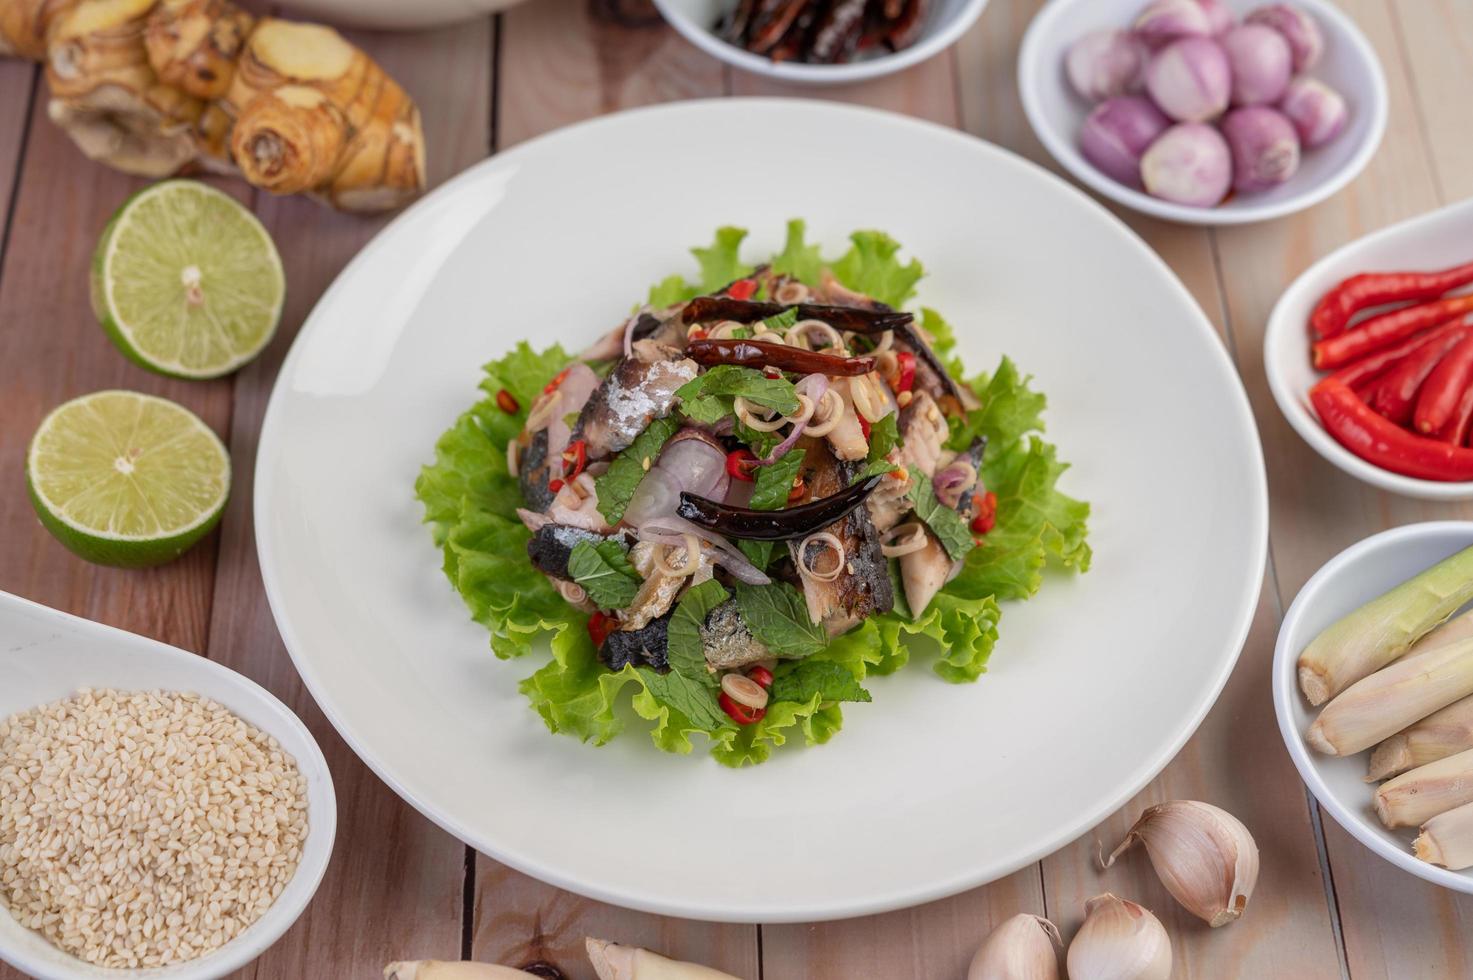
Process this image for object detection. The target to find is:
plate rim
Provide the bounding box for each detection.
[254,97,1269,922]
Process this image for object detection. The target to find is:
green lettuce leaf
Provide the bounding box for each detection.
[829,230,924,308]
[771,219,824,284]
[771,659,872,704]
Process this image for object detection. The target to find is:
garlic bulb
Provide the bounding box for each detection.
[384,963,538,979]
[1102,799,1259,927]
[586,938,741,980]
[1066,894,1172,980]
[968,913,1061,979]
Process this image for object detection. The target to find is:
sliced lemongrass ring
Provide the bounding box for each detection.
[721,673,769,710]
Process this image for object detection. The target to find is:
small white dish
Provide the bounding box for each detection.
[1018,0,1388,225]
[651,0,988,85]
[1264,197,1473,500]
[278,0,528,29]
[1274,522,1473,895]
[0,591,336,980]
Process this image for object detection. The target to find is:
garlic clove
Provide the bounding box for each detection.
[1066,894,1172,980]
[1101,799,1259,927]
[585,938,742,980]
[968,913,1061,980]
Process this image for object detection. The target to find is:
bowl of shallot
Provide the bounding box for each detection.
[1274,522,1473,895]
[1018,0,1387,225]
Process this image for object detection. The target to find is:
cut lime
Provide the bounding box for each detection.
[26,391,231,567]
[91,180,285,379]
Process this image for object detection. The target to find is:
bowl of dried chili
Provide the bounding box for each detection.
[1266,197,1473,499]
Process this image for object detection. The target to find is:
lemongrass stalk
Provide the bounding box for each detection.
[1297,545,1473,705]
[1306,636,1473,756]
[1375,747,1473,828]
[586,938,741,980]
[1367,691,1473,781]
[1415,800,1473,869]
[384,963,535,979]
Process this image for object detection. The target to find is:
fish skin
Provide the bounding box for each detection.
[526,524,630,580]
[572,339,697,460]
[701,600,773,670]
[952,436,989,517]
[517,428,556,511]
[601,613,671,671]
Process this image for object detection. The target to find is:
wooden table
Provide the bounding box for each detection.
[1,1,1469,976]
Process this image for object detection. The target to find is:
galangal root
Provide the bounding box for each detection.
[0,0,424,211]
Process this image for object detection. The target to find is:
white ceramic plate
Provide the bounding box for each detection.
[651,0,988,85]
[1018,0,1388,225]
[0,592,336,980]
[1265,198,1473,500]
[254,99,1267,922]
[1274,522,1473,895]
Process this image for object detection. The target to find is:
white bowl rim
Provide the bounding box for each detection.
[1264,197,1473,501]
[0,591,338,980]
[1017,0,1390,226]
[649,0,989,85]
[253,96,1270,923]
[1272,521,1473,895]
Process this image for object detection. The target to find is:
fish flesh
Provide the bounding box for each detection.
[700,600,773,671]
[864,462,911,533]
[601,613,670,671]
[622,541,714,631]
[897,390,949,478]
[572,339,698,460]
[789,440,894,635]
[899,530,952,616]
[824,378,869,461]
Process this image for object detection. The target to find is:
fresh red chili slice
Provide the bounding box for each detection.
[858,415,872,440]
[548,478,565,494]
[495,389,519,414]
[561,439,588,481]
[746,665,774,688]
[726,279,758,301]
[895,351,917,393]
[587,611,614,647]
[719,692,766,725]
[543,367,572,394]
[725,449,759,482]
[970,491,998,535]
[787,476,806,504]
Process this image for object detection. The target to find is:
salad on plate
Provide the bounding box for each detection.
[416,222,1091,765]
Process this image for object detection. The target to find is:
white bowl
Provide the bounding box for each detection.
[278,0,527,29]
[1274,522,1473,894]
[1264,197,1473,500]
[1018,0,1388,225]
[0,591,336,980]
[651,0,989,85]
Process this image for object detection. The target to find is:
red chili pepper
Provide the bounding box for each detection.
[787,476,806,503]
[894,351,917,393]
[587,611,614,647]
[725,449,759,482]
[1312,378,1473,481]
[495,389,519,414]
[1329,319,1466,388]
[719,692,766,725]
[1438,384,1473,446]
[970,491,998,535]
[547,478,565,494]
[561,439,588,481]
[1416,334,1473,434]
[688,327,708,341]
[726,278,757,301]
[1369,327,1470,425]
[1311,261,1473,339]
[543,367,571,394]
[858,415,872,440]
[746,665,774,689]
[1313,296,1473,368]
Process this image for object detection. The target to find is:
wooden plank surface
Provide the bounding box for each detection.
[1,0,1473,977]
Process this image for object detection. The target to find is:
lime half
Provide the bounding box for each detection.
[92,180,285,379]
[26,391,231,567]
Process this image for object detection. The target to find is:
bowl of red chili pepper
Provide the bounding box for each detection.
[1266,198,1473,499]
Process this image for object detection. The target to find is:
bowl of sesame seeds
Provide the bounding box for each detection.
[0,591,335,980]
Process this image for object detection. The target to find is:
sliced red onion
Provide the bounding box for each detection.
[639,518,771,584]
[1245,3,1323,72]
[1145,37,1230,122]
[622,311,641,358]
[933,460,979,508]
[1280,77,1347,148]
[623,431,729,527]
[760,374,827,465]
[1221,23,1292,106]
[1080,96,1171,187]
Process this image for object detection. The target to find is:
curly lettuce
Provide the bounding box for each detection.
[416,224,1091,765]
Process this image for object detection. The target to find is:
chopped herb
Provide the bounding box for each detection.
[639,667,729,729]
[679,394,731,427]
[761,307,800,332]
[667,579,728,688]
[595,416,681,524]
[676,365,799,415]
[907,467,977,561]
[771,659,872,704]
[735,449,805,569]
[732,581,826,658]
[852,457,898,483]
[735,419,781,458]
[567,539,641,609]
[866,412,900,462]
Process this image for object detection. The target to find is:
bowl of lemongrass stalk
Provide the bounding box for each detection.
[1275,522,1473,892]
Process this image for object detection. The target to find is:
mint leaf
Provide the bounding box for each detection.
[761,307,799,332]
[595,415,680,524]
[735,418,780,457]
[829,231,923,309]
[853,458,897,482]
[736,449,805,570]
[733,581,826,658]
[771,219,824,284]
[693,226,753,292]
[866,412,900,462]
[908,467,976,562]
[667,579,728,687]
[771,659,872,704]
[679,394,732,426]
[639,667,728,729]
[677,365,798,415]
[567,539,640,609]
